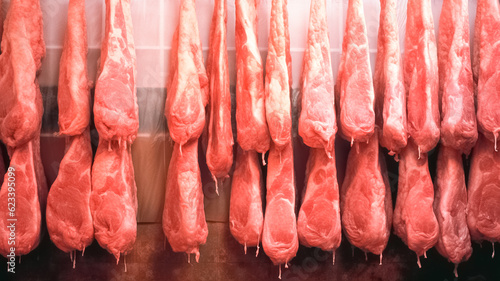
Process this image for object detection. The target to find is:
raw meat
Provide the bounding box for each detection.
[262,142,298,268]
[165,0,208,148]
[298,0,336,156]
[472,0,481,84]
[393,139,439,266]
[282,0,292,88]
[94,0,138,144]
[473,0,500,149]
[91,140,137,262]
[57,0,91,137]
[340,131,392,260]
[0,0,44,67]
[0,0,45,148]
[0,0,46,258]
[265,0,293,150]
[206,0,233,183]
[32,132,48,216]
[438,0,477,155]
[335,0,375,144]
[467,134,500,245]
[23,0,45,71]
[0,142,41,257]
[0,0,44,70]
[374,0,407,155]
[403,0,440,155]
[163,0,208,262]
[46,0,93,256]
[434,145,472,276]
[163,140,208,261]
[22,0,49,220]
[47,0,93,256]
[235,0,270,154]
[0,152,4,186]
[46,131,94,255]
[262,0,297,272]
[229,147,263,254]
[90,0,138,263]
[0,0,3,45]
[297,148,341,261]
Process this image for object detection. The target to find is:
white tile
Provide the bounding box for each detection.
[136,49,166,89]
[131,0,161,47]
[86,0,104,48]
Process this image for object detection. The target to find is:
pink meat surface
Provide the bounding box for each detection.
[0,0,46,258]
[90,0,138,263]
[473,0,500,148]
[340,131,392,257]
[94,0,138,144]
[335,0,375,144]
[298,148,341,258]
[32,132,47,216]
[299,0,336,156]
[47,0,93,255]
[46,131,94,254]
[229,147,264,254]
[57,0,91,136]
[265,0,293,150]
[394,139,439,266]
[91,140,137,262]
[0,0,44,67]
[22,0,45,70]
[0,0,3,43]
[434,145,472,276]
[166,0,208,148]
[374,0,407,155]
[0,142,41,257]
[0,152,4,186]
[235,0,270,154]
[262,142,298,266]
[163,140,208,261]
[467,134,500,243]
[206,0,233,181]
[0,0,45,148]
[403,0,440,155]
[438,0,477,155]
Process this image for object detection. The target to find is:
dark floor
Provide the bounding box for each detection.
[0,222,499,281]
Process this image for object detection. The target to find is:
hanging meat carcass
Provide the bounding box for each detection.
[90,0,139,264]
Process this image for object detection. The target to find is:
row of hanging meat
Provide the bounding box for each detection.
[0,0,498,278]
[233,0,500,278]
